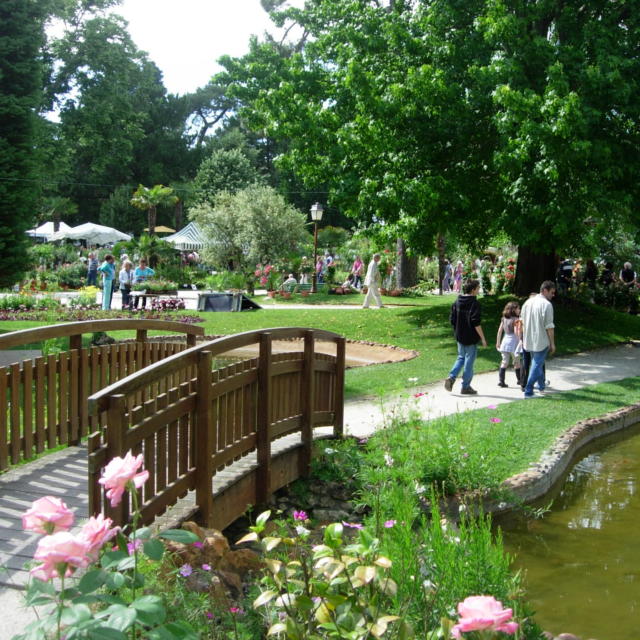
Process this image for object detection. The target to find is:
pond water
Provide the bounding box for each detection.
[499,425,640,640]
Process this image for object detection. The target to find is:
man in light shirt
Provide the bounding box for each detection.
[520,280,556,397]
[362,253,384,309]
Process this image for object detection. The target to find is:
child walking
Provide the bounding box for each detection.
[495,301,522,387]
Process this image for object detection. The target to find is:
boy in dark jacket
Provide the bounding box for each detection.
[444,279,487,395]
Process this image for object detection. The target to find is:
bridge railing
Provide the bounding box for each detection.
[0,320,204,470]
[87,328,345,530]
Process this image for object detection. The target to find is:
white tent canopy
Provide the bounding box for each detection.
[51,222,131,244]
[26,221,72,241]
[163,222,205,251]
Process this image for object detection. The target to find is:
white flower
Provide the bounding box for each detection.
[414,482,426,495]
[296,525,310,537]
[408,377,419,382]
[324,447,336,455]
[384,453,394,467]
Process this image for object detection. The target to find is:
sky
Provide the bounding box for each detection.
[111,0,294,95]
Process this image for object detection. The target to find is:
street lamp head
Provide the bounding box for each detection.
[310,202,324,222]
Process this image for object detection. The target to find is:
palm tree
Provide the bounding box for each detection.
[130,184,177,236]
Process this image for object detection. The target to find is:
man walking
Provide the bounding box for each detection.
[444,279,487,394]
[362,253,384,309]
[521,280,556,397]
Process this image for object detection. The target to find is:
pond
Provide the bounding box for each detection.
[499,424,640,640]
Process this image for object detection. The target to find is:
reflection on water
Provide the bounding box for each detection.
[499,426,640,640]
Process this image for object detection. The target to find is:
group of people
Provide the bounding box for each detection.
[442,259,464,292]
[445,279,555,398]
[93,254,155,311]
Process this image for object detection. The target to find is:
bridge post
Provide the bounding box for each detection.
[196,351,215,526]
[334,337,346,438]
[256,333,272,504]
[300,331,315,478]
[106,394,129,526]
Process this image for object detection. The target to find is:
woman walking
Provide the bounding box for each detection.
[495,301,522,387]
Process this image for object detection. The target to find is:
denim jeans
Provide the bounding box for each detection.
[524,347,549,396]
[448,342,478,389]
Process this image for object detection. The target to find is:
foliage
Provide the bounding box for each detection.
[192,148,263,204]
[239,511,410,640]
[132,278,179,293]
[205,271,247,292]
[0,0,46,288]
[100,185,146,236]
[190,184,309,272]
[317,226,350,251]
[56,262,87,289]
[132,234,179,269]
[254,264,279,291]
[68,291,100,309]
[150,298,186,312]
[0,295,61,312]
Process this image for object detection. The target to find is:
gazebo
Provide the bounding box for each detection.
[26,221,72,241]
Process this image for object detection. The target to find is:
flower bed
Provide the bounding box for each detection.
[0,308,203,323]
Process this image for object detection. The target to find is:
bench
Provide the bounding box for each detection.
[282,282,326,293]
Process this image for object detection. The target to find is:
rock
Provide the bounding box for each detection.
[216,570,243,598]
[542,633,554,640]
[204,532,231,559]
[185,571,212,593]
[182,521,206,540]
[219,549,264,577]
[313,508,350,522]
[557,634,582,640]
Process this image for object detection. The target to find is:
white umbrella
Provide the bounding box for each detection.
[26,221,72,241]
[51,222,131,244]
[163,222,205,250]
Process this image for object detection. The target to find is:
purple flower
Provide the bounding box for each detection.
[293,510,308,521]
[202,563,211,571]
[192,541,204,549]
[384,520,396,528]
[179,563,193,577]
[127,539,143,555]
[229,607,244,615]
[487,404,497,410]
[489,417,502,424]
[342,521,364,530]
[205,612,214,619]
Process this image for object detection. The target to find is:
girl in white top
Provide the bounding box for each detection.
[118,260,134,309]
[495,301,522,387]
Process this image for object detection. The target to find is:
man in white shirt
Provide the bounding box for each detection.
[362,253,384,309]
[520,280,556,397]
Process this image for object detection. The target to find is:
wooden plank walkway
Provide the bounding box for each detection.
[0,427,333,590]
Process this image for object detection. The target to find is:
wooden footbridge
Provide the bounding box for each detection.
[0,320,345,586]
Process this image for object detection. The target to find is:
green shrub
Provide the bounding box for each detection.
[56,262,87,288]
[0,295,61,311]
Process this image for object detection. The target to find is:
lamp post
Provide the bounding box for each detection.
[310,202,324,293]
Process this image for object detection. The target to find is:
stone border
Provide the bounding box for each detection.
[501,403,640,506]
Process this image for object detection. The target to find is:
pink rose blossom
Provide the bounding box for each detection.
[293,510,308,521]
[22,496,74,535]
[98,451,149,507]
[451,595,519,639]
[30,532,90,581]
[78,514,118,561]
[489,417,502,424]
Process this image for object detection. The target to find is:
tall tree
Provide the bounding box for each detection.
[0,0,46,287]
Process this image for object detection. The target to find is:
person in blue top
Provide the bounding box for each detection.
[98,255,116,310]
[133,258,156,309]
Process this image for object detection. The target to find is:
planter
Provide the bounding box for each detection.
[380,288,389,296]
[388,289,403,297]
[267,290,277,298]
[300,291,310,298]
[281,292,292,299]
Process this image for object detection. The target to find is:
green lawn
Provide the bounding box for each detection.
[2,295,640,399]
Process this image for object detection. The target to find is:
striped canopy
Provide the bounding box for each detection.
[163,222,205,250]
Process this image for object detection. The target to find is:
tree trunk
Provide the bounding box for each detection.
[437,233,446,295]
[395,238,418,289]
[514,246,556,296]
[174,199,183,230]
[148,206,156,236]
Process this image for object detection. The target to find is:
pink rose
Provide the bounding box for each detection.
[98,451,149,507]
[30,532,90,581]
[78,514,118,561]
[451,595,518,638]
[22,496,74,535]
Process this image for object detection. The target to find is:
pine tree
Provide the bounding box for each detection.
[0,0,46,287]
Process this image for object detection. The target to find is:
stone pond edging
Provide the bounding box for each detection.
[501,402,640,507]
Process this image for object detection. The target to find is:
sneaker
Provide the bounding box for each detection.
[460,386,477,395]
[524,393,534,399]
[444,377,454,392]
